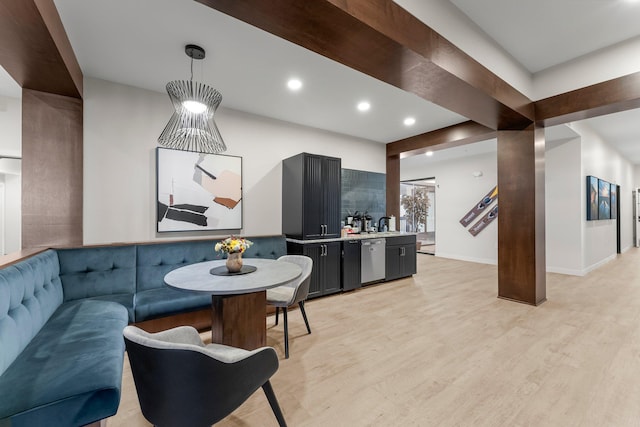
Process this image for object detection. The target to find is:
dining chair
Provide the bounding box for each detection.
[267,255,313,358]
[123,325,287,427]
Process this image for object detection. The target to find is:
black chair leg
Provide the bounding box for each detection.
[275,307,279,326]
[283,307,289,359]
[262,380,287,427]
[299,301,311,334]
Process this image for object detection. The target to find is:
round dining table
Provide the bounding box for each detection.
[165,258,302,350]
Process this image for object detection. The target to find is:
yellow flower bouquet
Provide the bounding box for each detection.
[215,236,253,254]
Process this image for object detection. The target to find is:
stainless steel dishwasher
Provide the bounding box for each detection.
[361,238,386,284]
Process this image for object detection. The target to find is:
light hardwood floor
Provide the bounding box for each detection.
[110,249,640,426]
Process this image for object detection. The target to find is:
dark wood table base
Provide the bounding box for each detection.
[211,290,266,350]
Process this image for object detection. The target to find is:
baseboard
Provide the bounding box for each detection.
[583,253,617,275]
[436,253,617,277]
[545,266,584,276]
[435,252,497,265]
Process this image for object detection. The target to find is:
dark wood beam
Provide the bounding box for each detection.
[0,0,82,98]
[196,0,533,130]
[387,121,496,158]
[535,72,640,127]
[497,125,546,305]
[385,154,400,227]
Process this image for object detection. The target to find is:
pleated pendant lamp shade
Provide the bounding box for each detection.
[158,45,227,154]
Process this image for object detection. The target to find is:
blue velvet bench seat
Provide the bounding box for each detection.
[0,250,129,426]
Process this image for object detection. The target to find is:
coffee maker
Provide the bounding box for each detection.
[363,213,373,232]
[378,216,391,232]
[350,211,362,232]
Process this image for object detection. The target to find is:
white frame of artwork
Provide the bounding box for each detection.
[156,147,243,232]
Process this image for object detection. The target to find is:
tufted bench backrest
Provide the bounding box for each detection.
[241,235,287,259]
[136,240,218,293]
[57,246,137,321]
[0,250,63,376]
[135,235,287,293]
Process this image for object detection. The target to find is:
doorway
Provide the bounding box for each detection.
[616,184,621,254]
[400,178,436,255]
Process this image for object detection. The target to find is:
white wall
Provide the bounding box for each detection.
[545,138,583,275]
[0,95,21,157]
[401,150,499,265]
[83,78,386,245]
[572,122,636,272]
[3,173,20,254]
[0,94,21,254]
[401,127,635,275]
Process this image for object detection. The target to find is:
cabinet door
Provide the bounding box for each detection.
[323,242,342,295]
[385,245,402,281]
[303,244,323,298]
[342,240,361,291]
[323,157,342,238]
[303,155,324,239]
[401,244,417,276]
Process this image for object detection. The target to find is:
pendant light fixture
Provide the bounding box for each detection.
[158,44,227,153]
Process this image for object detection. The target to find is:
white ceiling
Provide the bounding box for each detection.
[2,0,640,161]
[52,0,467,144]
[401,138,498,171]
[450,0,640,73]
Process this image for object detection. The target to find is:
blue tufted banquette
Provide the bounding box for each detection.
[134,235,287,322]
[0,235,286,426]
[0,250,129,426]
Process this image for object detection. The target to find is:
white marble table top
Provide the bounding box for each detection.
[164,258,302,295]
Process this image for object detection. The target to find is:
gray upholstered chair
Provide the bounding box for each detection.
[267,255,313,358]
[123,325,287,427]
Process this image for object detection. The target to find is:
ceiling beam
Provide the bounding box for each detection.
[535,72,640,127]
[0,0,82,98]
[387,121,496,159]
[196,0,534,130]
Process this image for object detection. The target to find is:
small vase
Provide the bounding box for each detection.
[226,252,243,273]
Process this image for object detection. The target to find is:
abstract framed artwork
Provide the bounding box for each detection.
[156,147,242,232]
[610,183,617,220]
[598,178,611,220]
[586,176,598,221]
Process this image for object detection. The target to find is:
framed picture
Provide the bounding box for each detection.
[610,183,617,220]
[586,176,598,221]
[598,178,610,220]
[156,147,242,232]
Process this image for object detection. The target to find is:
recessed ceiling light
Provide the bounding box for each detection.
[425,151,434,157]
[287,79,302,91]
[404,117,416,126]
[357,101,371,112]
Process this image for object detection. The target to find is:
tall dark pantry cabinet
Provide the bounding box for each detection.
[283,153,342,298]
[282,153,341,239]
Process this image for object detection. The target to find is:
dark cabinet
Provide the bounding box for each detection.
[385,235,417,281]
[282,153,341,240]
[288,241,341,299]
[342,240,361,291]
